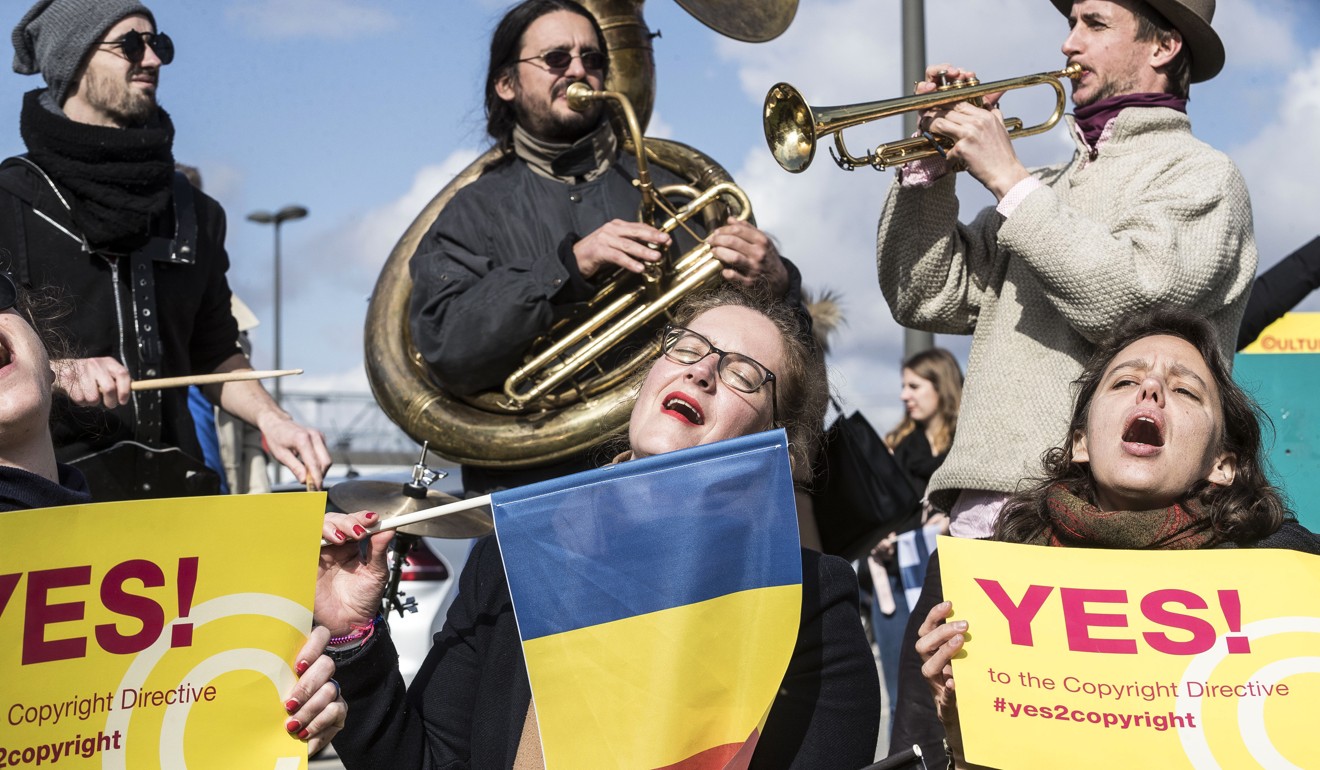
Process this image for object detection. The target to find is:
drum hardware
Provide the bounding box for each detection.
[325,444,492,618]
[326,444,494,539]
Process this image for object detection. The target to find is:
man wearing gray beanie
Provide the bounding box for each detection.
[0,0,333,501]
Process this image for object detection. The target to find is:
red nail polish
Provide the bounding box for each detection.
[284,699,299,713]
[363,511,376,520]
[286,718,301,733]
[298,728,310,740]
[295,659,310,675]
[352,525,366,536]
[334,530,346,542]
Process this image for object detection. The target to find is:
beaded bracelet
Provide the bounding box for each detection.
[327,615,380,651]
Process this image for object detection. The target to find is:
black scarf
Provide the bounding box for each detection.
[19,88,175,250]
[0,464,92,512]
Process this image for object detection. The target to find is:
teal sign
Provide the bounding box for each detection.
[1236,317,1320,532]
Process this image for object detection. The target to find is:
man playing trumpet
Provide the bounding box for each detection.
[409,0,801,495]
[877,0,1254,533]
[876,0,1256,759]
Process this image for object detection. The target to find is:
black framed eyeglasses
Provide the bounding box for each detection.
[99,30,174,66]
[518,49,606,73]
[0,272,16,312]
[661,324,779,425]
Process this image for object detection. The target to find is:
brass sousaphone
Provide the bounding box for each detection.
[364,0,797,469]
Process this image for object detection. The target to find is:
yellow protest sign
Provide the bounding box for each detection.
[940,536,1320,769]
[0,493,325,769]
[1240,312,1320,354]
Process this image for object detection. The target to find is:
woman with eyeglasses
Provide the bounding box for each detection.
[320,286,882,768]
[0,271,347,752]
[912,308,1320,769]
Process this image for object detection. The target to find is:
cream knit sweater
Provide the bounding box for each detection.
[875,108,1257,510]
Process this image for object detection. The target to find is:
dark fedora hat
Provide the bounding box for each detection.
[1049,0,1225,83]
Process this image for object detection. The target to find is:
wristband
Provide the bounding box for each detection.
[327,615,380,650]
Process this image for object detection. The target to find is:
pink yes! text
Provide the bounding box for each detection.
[973,578,1250,656]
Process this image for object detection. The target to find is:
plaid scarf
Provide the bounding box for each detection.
[1032,484,1219,550]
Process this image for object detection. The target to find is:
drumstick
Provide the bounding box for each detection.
[319,494,494,547]
[130,369,304,391]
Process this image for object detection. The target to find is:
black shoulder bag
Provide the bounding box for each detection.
[810,398,920,560]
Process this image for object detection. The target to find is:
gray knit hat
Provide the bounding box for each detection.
[12,0,156,106]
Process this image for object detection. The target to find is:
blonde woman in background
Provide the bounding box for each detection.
[870,347,963,731]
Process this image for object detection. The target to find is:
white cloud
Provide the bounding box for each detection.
[646,109,675,140]
[227,0,398,40]
[335,149,484,273]
[1233,47,1320,311]
[1215,1,1303,71]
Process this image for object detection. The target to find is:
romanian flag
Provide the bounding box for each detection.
[492,429,803,769]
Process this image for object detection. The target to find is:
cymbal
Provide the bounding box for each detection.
[674,0,798,43]
[328,480,493,538]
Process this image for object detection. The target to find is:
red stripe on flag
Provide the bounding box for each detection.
[653,730,760,770]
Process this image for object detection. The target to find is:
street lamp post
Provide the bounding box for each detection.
[246,205,308,411]
[247,205,308,485]
[901,0,934,359]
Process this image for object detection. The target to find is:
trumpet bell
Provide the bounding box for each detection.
[764,82,816,174]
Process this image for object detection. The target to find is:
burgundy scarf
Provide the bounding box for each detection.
[1073,93,1187,149]
[1031,484,1218,550]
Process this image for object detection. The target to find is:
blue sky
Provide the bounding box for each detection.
[3,0,1318,434]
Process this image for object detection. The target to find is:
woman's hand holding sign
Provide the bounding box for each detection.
[284,627,346,754]
[916,600,990,770]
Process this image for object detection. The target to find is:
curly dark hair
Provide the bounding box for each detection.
[484,0,607,159]
[3,271,74,364]
[994,308,1289,546]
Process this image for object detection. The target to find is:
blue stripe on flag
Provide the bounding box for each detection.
[492,429,801,640]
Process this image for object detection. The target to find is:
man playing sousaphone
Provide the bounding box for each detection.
[408,0,804,495]
[874,0,1257,762]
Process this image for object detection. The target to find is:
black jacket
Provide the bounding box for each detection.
[0,160,240,465]
[333,537,881,769]
[407,151,805,495]
[0,464,90,512]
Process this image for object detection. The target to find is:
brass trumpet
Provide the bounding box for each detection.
[500,83,752,410]
[764,63,1082,172]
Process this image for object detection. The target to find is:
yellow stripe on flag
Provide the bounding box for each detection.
[523,583,802,769]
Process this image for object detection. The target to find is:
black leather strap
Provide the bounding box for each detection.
[5,193,29,285]
[128,243,164,444]
[167,171,197,265]
[126,172,199,445]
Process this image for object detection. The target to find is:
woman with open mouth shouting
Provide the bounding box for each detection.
[912,307,1320,769]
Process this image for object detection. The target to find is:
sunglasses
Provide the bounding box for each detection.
[518,49,606,73]
[99,29,174,66]
[0,272,17,312]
